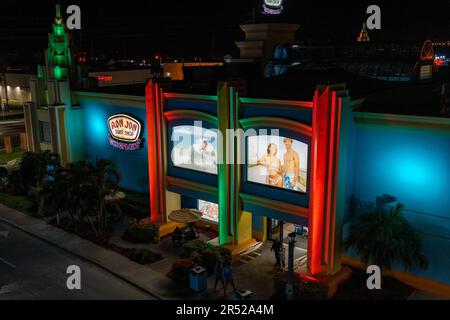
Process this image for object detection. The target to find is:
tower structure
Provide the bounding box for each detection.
[357,23,370,42]
[46,4,73,81]
[25,4,85,164]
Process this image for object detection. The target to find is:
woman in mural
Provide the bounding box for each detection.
[193,139,217,174]
[257,143,283,187]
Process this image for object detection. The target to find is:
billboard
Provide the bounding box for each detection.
[247,135,308,193]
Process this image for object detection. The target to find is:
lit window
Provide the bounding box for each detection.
[198,200,219,223]
[39,121,52,143]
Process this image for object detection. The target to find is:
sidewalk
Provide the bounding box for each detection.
[0,204,200,300]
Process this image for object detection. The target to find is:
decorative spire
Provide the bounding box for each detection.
[55,4,63,25]
[357,22,370,42]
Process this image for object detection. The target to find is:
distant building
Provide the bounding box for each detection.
[162,62,223,81]
[264,41,437,82]
[89,69,152,87]
[0,72,33,107]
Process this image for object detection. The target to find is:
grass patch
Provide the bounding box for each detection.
[0,192,34,214]
[0,150,24,165]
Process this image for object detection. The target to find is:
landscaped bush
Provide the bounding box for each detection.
[8,151,59,195]
[181,239,231,272]
[0,167,9,192]
[123,219,160,243]
[122,248,162,265]
[181,239,209,258]
[0,192,34,214]
[273,272,328,300]
[168,259,198,285]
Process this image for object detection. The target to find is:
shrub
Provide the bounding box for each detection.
[0,192,34,214]
[201,246,231,271]
[181,239,231,272]
[168,259,198,285]
[123,219,159,243]
[8,151,60,195]
[123,248,162,265]
[273,272,328,300]
[181,239,209,259]
[0,167,8,192]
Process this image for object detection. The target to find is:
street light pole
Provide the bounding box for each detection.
[286,232,296,300]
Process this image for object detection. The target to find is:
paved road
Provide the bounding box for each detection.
[0,221,155,300]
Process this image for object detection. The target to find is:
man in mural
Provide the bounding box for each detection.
[283,138,300,191]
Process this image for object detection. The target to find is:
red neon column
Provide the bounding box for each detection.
[145,81,161,222]
[308,85,344,275]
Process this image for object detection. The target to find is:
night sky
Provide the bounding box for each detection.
[1,0,449,65]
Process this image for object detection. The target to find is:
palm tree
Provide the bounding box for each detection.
[345,195,428,273]
[39,158,120,236]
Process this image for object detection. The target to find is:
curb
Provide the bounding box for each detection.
[0,213,163,300]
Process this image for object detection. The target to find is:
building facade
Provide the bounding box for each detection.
[23,6,450,297]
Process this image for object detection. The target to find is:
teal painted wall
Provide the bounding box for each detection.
[67,108,86,162]
[80,98,149,192]
[343,114,450,285]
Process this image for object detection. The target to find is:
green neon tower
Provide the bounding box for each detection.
[46,4,72,80]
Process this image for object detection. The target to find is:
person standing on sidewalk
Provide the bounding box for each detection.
[214,256,225,293]
[271,238,282,267]
[223,259,236,295]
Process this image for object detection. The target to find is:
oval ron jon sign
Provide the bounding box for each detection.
[108,114,144,150]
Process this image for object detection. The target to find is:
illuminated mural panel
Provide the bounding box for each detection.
[171,125,218,175]
[198,199,219,223]
[247,135,308,193]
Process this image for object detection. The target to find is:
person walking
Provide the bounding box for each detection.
[223,260,236,295]
[214,256,225,293]
[271,238,282,267]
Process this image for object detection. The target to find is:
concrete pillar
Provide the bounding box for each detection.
[3,136,12,153]
[20,132,27,150]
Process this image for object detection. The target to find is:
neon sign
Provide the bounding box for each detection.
[97,76,113,82]
[262,0,284,15]
[108,114,144,151]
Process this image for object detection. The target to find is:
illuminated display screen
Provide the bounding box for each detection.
[247,135,308,193]
[198,200,219,223]
[171,125,218,175]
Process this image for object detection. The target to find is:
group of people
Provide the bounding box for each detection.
[270,238,286,270]
[172,223,199,245]
[257,138,301,191]
[214,256,236,296]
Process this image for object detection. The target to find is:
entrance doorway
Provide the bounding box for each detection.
[267,218,308,266]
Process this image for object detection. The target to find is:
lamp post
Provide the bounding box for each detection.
[286,231,297,300]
